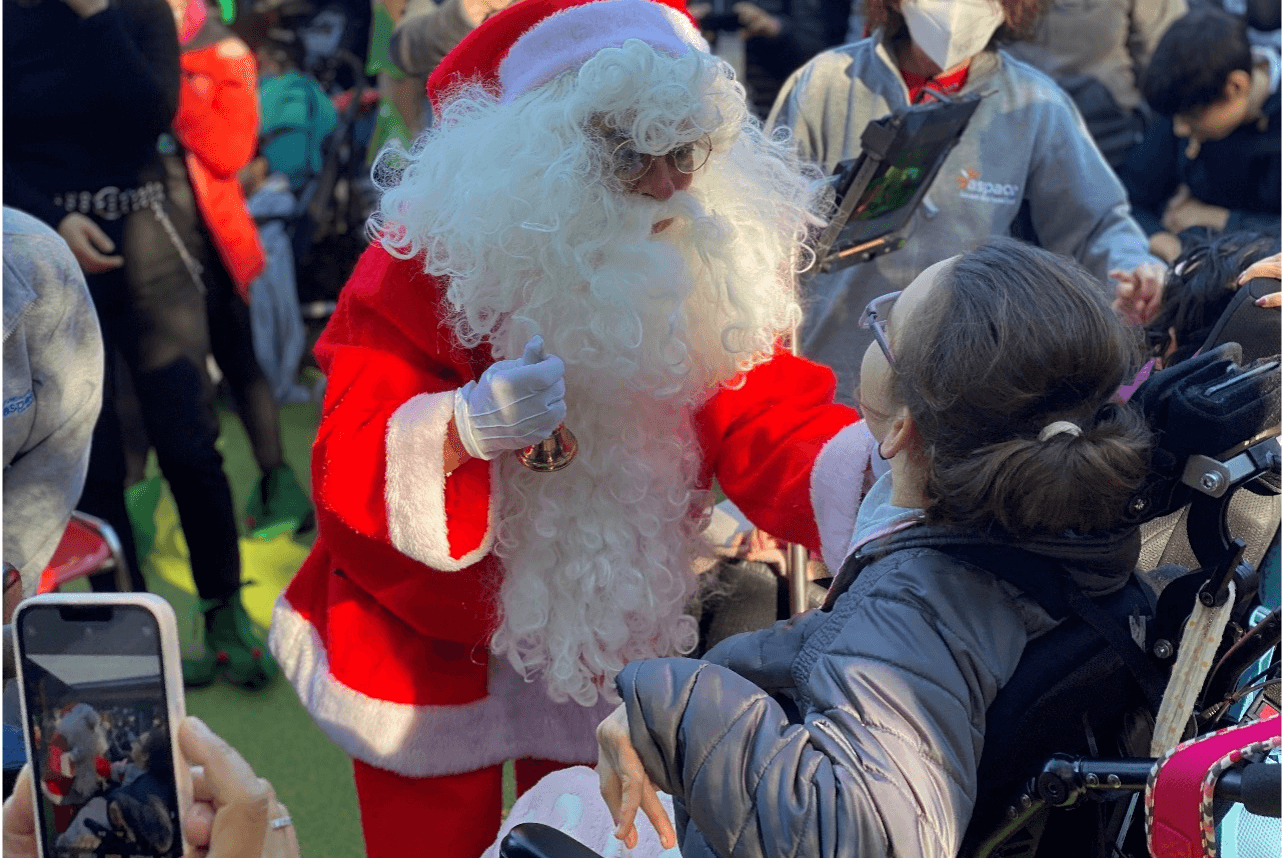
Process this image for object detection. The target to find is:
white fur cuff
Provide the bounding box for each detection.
[385,391,493,571]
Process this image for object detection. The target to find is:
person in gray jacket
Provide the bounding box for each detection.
[767,0,1167,403]
[595,237,1153,857]
[2,207,105,602]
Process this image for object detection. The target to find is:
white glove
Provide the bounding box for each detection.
[453,336,567,460]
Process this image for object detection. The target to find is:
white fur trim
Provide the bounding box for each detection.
[499,0,708,101]
[385,391,494,571]
[810,420,878,574]
[270,595,614,777]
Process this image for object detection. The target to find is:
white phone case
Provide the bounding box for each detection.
[11,592,192,858]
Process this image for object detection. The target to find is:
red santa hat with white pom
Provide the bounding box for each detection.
[426,0,708,110]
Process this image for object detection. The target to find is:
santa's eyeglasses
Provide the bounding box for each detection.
[609,135,713,182]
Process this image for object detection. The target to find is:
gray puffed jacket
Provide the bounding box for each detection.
[2,207,104,595]
[616,525,1139,858]
[767,35,1158,401]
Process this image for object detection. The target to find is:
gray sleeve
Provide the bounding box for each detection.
[701,607,832,700]
[2,227,104,595]
[619,658,893,858]
[1023,91,1159,283]
[767,62,829,167]
[766,47,895,176]
[388,0,475,77]
[617,561,1034,858]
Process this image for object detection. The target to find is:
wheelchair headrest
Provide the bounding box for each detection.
[1136,343,1280,457]
[1199,277,1281,365]
[1124,343,1281,524]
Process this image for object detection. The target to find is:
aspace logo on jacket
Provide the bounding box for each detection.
[956,167,1020,204]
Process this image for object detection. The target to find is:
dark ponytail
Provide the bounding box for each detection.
[893,238,1152,537]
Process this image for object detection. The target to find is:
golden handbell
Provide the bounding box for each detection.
[516,424,578,472]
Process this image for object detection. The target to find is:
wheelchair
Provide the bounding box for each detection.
[497,312,1282,857]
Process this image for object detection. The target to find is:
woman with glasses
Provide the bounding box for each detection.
[595,236,1153,858]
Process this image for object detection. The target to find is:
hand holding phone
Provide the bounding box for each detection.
[179,717,300,858]
[5,718,301,858]
[9,590,300,858]
[4,765,39,857]
[12,593,191,858]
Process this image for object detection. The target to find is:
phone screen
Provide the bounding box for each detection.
[16,603,183,858]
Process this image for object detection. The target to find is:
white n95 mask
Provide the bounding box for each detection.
[900,0,1005,73]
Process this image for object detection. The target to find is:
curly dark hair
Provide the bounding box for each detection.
[1144,230,1280,366]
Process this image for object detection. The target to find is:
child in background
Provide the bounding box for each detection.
[1142,230,1280,366]
[238,152,312,405]
[1121,7,1281,262]
[251,30,339,196]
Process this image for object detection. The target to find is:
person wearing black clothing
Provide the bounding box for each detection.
[1119,6,1281,261]
[3,0,244,616]
[693,0,851,119]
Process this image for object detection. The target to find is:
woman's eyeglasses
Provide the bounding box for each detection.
[860,291,902,369]
[609,135,713,182]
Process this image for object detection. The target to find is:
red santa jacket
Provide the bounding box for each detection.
[175,18,264,298]
[43,736,111,804]
[269,244,862,777]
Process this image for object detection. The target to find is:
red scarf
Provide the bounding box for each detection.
[901,62,969,104]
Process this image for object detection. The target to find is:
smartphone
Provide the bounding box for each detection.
[12,593,192,858]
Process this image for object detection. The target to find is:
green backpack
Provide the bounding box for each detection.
[258,70,339,193]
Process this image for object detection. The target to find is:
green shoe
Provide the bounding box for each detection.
[124,475,164,560]
[245,464,314,541]
[181,594,279,691]
[181,646,219,688]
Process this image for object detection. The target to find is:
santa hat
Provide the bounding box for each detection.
[426,0,706,109]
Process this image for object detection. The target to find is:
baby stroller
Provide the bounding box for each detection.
[495,286,1283,858]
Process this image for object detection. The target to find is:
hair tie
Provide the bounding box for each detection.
[1038,420,1082,442]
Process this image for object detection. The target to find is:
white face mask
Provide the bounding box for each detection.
[900,0,1005,73]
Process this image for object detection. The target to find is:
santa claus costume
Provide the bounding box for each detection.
[268,1,868,856]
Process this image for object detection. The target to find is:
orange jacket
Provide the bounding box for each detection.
[175,30,265,298]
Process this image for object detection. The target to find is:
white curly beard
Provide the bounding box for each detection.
[485,199,743,707]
